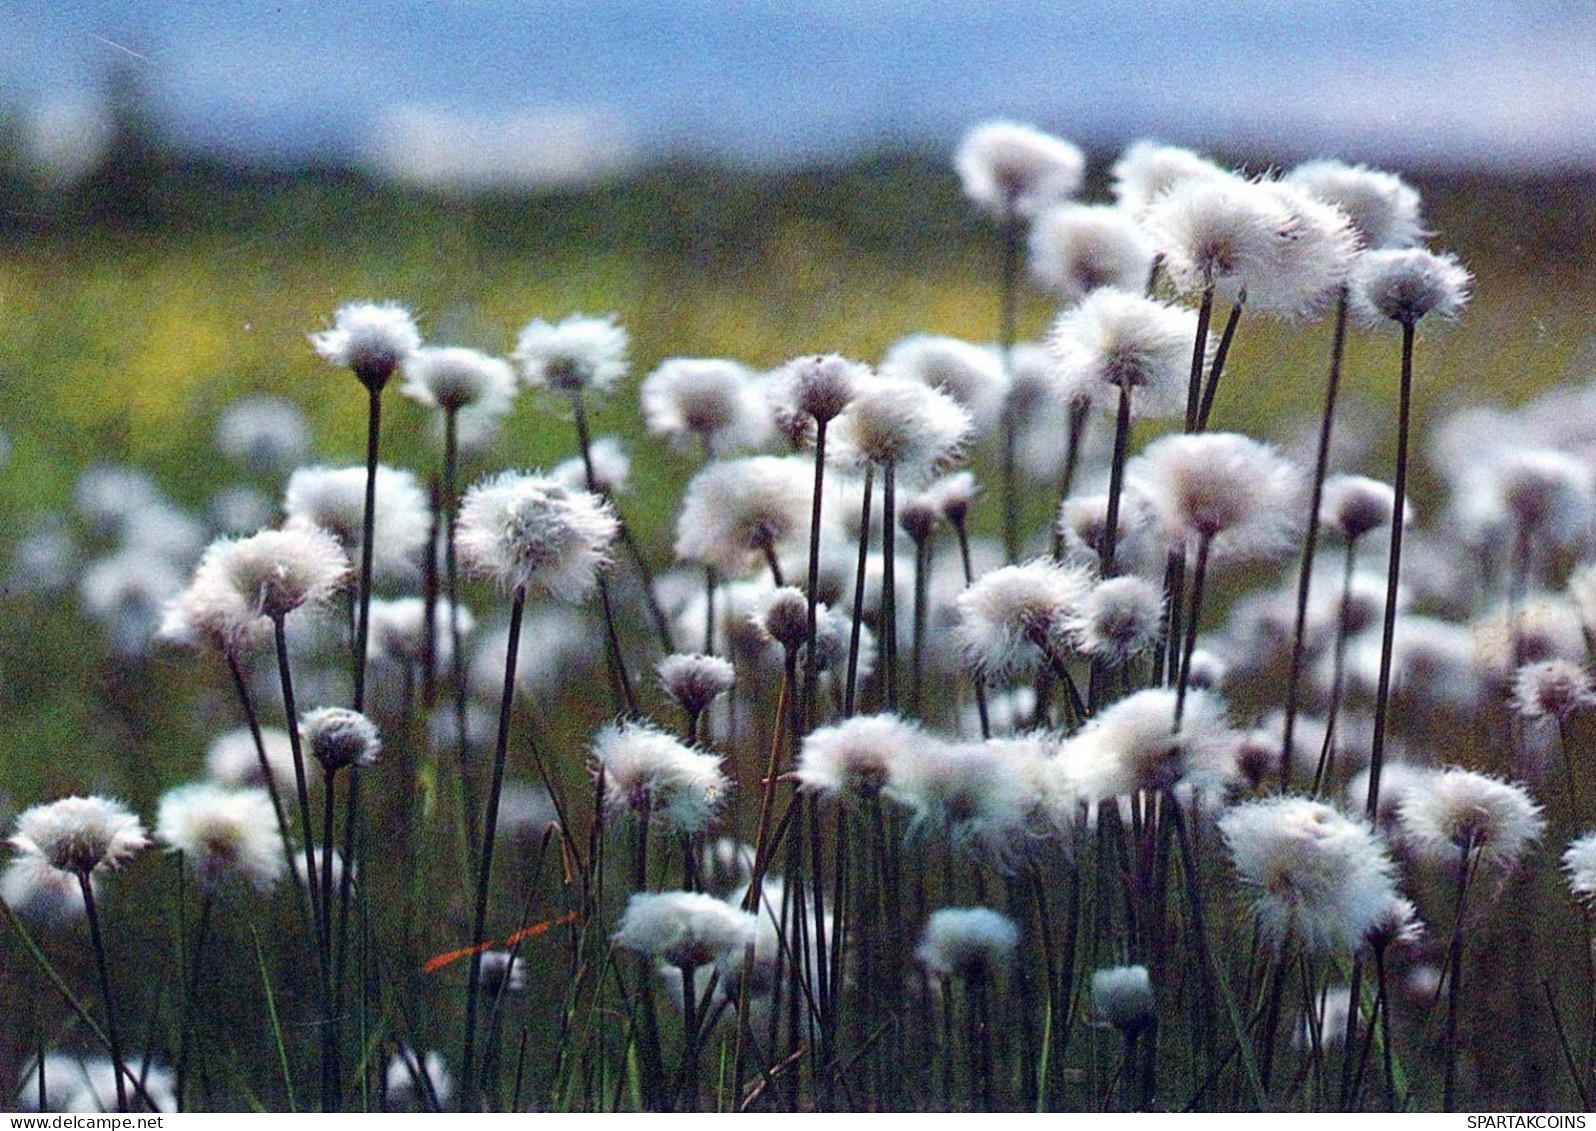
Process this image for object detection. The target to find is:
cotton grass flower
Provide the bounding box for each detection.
[656,653,736,718]
[770,353,868,439]
[214,395,311,474]
[155,783,284,893]
[1219,796,1399,952]
[1130,432,1302,560]
[1028,203,1156,302]
[1092,965,1156,1033]
[1284,159,1425,250]
[641,357,772,454]
[1061,687,1236,803]
[1350,248,1472,326]
[830,375,973,477]
[1109,139,1230,212]
[1067,575,1165,665]
[551,435,631,496]
[2,855,91,924]
[1486,448,1596,551]
[796,712,925,802]
[10,797,148,879]
[456,471,618,599]
[1047,288,1199,418]
[593,720,730,834]
[916,906,1020,980]
[512,313,628,395]
[301,707,382,772]
[163,526,348,648]
[881,334,1008,434]
[612,890,759,968]
[1398,768,1544,870]
[955,558,1094,682]
[205,726,297,793]
[1143,174,1296,304]
[400,345,516,415]
[284,465,430,585]
[1513,659,1596,721]
[955,121,1084,218]
[310,301,421,391]
[1562,833,1596,903]
[1320,474,1401,542]
[674,456,813,576]
[369,596,475,667]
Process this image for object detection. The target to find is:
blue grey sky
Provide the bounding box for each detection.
[5,1,1594,185]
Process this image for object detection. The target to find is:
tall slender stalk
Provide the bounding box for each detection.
[1281,287,1349,789]
[571,390,638,717]
[78,873,129,1112]
[881,462,899,711]
[1443,837,1479,1112]
[1100,386,1134,577]
[1365,320,1416,820]
[461,583,527,1110]
[353,386,381,712]
[845,464,876,715]
[802,417,830,734]
[999,199,1021,562]
[1195,294,1245,432]
[1174,533,1213,727]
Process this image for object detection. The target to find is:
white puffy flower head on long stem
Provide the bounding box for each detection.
[955,121,1084,218]
[916,906,1020,980]
[310,301,421,391]
[1397,768,1544,871]
[1563,833,1596,904]
[612,890,759,968]
[456,471,619,600]
[11,797,150,879]
[955,558,1094,682]
[796,712,925,803]
[400,346,516,415]
[1219,796,1400,953]
[1109,140,1230,213]
[830,375,973,477]
[1284,159,1426,250]
[512,313,628,395]
[155,783,285,893]
[284,465,431,585]
[674,456,814,575]
[881,334,1008,436]
[1048,288,1199,418]
[163,526,349,648]
[1028,203,1157,303]
[642,357,772,455]
[301,707,382,772]
[1350,248,1472,326]
[592,720,730,835]
[1061,686,1236,803]
[1129,432,1302,561]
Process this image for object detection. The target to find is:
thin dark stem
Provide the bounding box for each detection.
[1185,282,1215,433]
[911,532,930,717]
[952,515,991,738]
[444,408,471,772]
[803,419,829,736]
[761,541,786,588]
[461,584,527,1110]
[79,873,129,1112]
[1312,539,1359,799]
[1366,319,1415,820]
[999,199,1021,562]
[678,963,703,1110]
[1443,839,1476,1113]
[845,463,875,715]
[1174,534,1212,727]
[423,477,441,707]
[1100,385,1134,577]
[571,390,637,717]
[882,462,899,711]
[1195,294,1245,432]
[175,892,214,1110]
[1051,399,1091,559]
[1281,286,1349,790]
[354,386,382,712]
[273,616,325,979]
[223,650,307,924]
[704,565,716,655]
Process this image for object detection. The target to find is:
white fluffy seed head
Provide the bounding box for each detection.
[301,707,382,772]
[1350,248,1472,326]
[369,597,476,667]
[1029,203,1157,303]
[1284,159,1425,250]
[400,345,516,415]
[214,395,311,474]
[1563,833,1596,904]
[1471,596,1587,688]
[1109,140,1231,212]
[757,586,811,650]
[1047,288,1198,418]
[1320,474,1400,541]
[1398,769,1544,871]
[283,465,431,585]
[593,720,730,834]
[796,713,925,802]
[310,301,421,390]
[1068,575,1165,665]
[1219,796,1400,953]
[1092,965,1156,1032]
[2,855,92,924]
[955,558,1095,682]
[955,121,1084,218]
[155,783,285,893]
[1061,687,1235,803]
[641,357,772,454]
[552,434,632,496]
[881,334,1009,435]
[164,527,349,648]
[924,470,978,527]
[1251,179,1362,319]
[830,375,973,475]
[11,796,149,878]
[205,727,297,794]
[1144,174,1296,304]
[916,906,1020,980]
[674,456,813,575]
[1488,448,1596,549]
[1130,432,1302,559]
[656,653,736,716]
[456,471,618,599]
[612,890,759,967]
[1513,659,1596,721]
[772,354,868,431]
[511,313,628,394]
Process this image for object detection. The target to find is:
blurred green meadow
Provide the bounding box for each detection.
[3,132,1596,1109]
